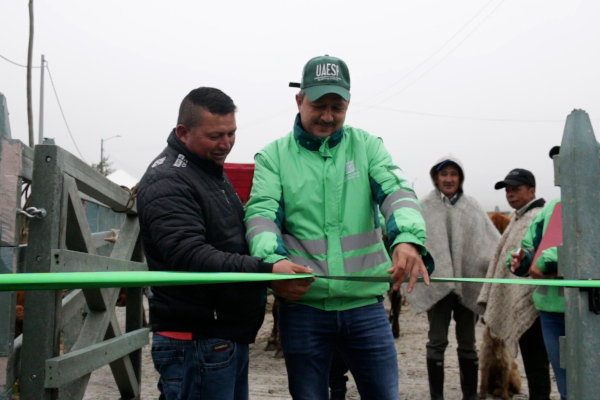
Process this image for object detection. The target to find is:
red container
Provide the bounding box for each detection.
[224,163,255,205]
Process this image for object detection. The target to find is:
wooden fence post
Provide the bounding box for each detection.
[0,93,34,400]
[555,109,600,399]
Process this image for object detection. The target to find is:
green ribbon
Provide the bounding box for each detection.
[0,271,314,291]
[0,271,599,291]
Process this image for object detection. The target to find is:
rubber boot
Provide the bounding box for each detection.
[458,357,478,400]
[426,358,444,400]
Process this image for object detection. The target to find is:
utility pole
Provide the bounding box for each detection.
[38,54,45,145]
[26,0,34,147]
[100,135,120,175]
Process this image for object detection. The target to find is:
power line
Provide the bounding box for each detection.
[0,53,41,68]
[45,63,86,161]
[357,0,506,114]
[236,1,507,128]
[357,104,566,123]
[2,53,86,160]
[355,0,496,106]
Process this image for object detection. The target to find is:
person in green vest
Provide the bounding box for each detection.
[244,54,433,400]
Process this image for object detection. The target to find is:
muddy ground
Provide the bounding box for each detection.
[81,295,560,400]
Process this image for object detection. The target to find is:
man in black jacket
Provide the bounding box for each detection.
[137,87,312,400]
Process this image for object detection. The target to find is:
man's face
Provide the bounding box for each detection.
[176,111,236,165]
[296,93,348,138]
[435,165,461,199]
[505,184,535,210]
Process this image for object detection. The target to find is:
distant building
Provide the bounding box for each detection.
[107,169,139,189]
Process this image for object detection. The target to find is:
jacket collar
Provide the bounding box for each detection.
[167,129,224,177]
[293,114,344,154]
[516,197,546,218]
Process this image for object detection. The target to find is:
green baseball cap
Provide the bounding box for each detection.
[289,55,351,101]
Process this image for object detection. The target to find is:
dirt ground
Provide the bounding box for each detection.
[81,295,560,400]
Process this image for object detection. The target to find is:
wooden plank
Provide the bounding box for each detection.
[50,249,147,273]
[46,145,137,214]
[105,313,141,398]
[91,230,117,250]
[0,140,25,246]
[20,146,64,400]
[0,246,24,395]
[70,289,119,345]
[55,312,138,399]
[19,144,34,182]
[44,328,149,389]
[55,289,119,399]
[61,175,98,255]
[81,287,115,313]
[60,289,86,328]
[110,215,140,262]
[0,94,11,139]
[0,335,22,397]
[124,234,146,388]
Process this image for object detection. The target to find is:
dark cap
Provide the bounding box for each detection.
[549,146,560,159]
[435,160,460,172]
[494,168,536,190]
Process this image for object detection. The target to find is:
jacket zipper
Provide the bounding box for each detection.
[221,189,231,206]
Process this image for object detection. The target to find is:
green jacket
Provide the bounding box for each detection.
[244,115,432,311]
[507,198,564,313]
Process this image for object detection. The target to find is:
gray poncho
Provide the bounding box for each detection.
[406,155,500,314]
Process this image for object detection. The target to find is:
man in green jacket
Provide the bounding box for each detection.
[244,55,433,400]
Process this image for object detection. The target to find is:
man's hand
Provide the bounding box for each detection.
[510,248,525,273]
[528,263,546,279]
[271,260,314,301]
[387,243,430,293]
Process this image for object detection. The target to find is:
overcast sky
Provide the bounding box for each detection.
[2,0,599,211]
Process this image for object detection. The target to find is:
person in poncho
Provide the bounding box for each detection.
[406,154,499,400]
[477,168,551,400]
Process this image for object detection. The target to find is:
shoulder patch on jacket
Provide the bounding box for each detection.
[173,154,188,168]
[151,156,166,168]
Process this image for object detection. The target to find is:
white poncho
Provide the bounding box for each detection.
[407,190,500,315]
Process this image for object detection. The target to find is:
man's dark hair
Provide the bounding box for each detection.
[177,87,237,128]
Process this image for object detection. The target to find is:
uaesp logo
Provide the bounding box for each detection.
[314,63,342,82]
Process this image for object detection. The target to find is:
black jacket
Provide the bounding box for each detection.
[137,130,272,343]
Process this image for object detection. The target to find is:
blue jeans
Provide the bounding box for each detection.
[539,311,567,400]
[151,333,249,400]
[279,300,399,400]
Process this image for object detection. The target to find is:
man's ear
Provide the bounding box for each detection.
[295,94,303,110]
[176,124,189,144]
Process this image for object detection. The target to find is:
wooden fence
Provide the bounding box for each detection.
[0,92,148,400]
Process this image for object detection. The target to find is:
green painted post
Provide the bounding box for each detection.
[19,146,64,400]
[555,109,600,399]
